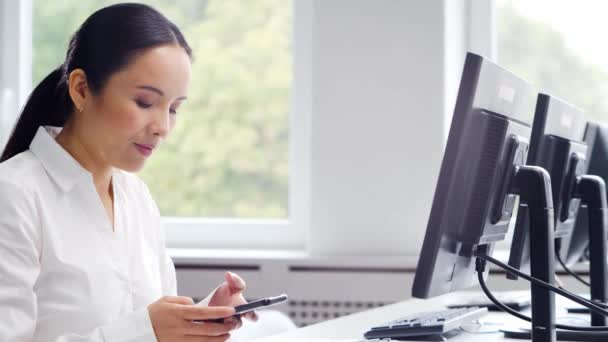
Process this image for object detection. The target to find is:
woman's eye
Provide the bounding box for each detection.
[135,100,152,109]
[169,108,178,115]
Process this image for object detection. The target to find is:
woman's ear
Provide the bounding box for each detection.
[67,68,89,113]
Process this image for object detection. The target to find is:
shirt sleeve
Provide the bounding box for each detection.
[0,181,41,341]
[44,307,156,342]
[0,181,158,342]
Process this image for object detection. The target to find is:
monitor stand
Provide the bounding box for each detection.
[506,165,557,342]
[500,171,608,341]
[576,175,608,326]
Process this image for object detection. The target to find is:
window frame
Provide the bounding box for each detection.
[467,0,496,61]
[0,0,32,147]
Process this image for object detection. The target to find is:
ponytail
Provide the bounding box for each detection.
[1,66,72,162]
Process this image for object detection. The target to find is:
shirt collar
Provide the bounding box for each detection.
[29,126,92,192]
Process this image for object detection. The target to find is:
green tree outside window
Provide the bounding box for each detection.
[497,1,608,123]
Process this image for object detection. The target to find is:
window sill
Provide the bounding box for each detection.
[168,248,420,270]
[168,247,589,274]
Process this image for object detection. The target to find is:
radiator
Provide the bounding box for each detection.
[176,261,413,327]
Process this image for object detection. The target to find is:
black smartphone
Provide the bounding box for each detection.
[233,294,288,315]
[196,294,288,323]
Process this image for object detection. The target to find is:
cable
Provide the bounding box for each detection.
[477,254,608,317]
[477,260,605,331]
[477,253,608,315]
[556,251,590,287]
[485,253,608,310]
[476,265,608,331]
[554,251,608,309]
[479,253,608,314]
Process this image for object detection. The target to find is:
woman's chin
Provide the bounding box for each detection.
[116,159,146,173]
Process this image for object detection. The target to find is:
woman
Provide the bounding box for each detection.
[0,3,257,341]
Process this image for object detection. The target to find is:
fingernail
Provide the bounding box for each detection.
[229,272,245,288]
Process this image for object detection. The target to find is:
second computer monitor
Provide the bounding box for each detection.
[560,122,608,266]
[412,52,536,298]
[507,94,587,276]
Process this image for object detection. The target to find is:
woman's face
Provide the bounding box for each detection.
[79,44,191,173]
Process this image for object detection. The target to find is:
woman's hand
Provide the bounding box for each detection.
[148,296,241,342]
[208,271,259,322]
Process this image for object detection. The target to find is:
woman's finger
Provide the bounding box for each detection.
[178,305,235,320]
[244,310,259,322]
[226,271,246,291]
[162,296,195,305]
[184,320,239,336]
[231,315,243,329]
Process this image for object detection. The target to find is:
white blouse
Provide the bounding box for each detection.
[0,126,176,341]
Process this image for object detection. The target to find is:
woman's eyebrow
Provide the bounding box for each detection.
[136,85,187,100]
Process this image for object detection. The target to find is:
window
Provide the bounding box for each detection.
[490,1,608,254]
[496,0,608,123]
[32,0,292,220]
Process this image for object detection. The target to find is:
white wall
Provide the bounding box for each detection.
[308,0,473,257]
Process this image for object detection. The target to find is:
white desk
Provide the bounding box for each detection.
[253,291,594,342]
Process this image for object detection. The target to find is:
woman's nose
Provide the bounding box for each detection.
[151,110,170,137]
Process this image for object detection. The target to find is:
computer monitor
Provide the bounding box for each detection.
[560,122,607,266]
[507,94,587,276]
[555,122,608,327]
[411,52,537,299]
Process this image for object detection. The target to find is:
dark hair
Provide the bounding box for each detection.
[1,3,192,162]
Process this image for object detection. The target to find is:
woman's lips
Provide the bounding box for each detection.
[134,143,154,157]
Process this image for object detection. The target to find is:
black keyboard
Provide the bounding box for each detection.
[363,307,488,340]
